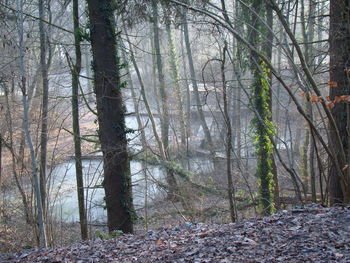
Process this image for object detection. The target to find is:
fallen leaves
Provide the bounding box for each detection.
[3,204,350,262]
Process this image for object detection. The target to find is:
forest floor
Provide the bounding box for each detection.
[1,204,350,263]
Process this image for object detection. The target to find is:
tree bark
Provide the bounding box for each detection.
[38,0,49,214]
[151,0,178,199]
[264,2,279,208]
[121,46,149,229]
[180,24,191,141]
[329,0,350,204]
[163,6,187,147]
[16,0,47,247]
[0,132,2,186]
[151,0,170,153]
[182,6,214,153]
[249,0,275,214]
[86,0,134,233]
[71,0,88,240]
[221,43,236,222]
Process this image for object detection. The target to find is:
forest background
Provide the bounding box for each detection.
[0,0,349,253]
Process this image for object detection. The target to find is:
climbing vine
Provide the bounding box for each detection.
[251,61,275,215]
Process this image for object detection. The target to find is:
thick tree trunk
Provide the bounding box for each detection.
[71,0,88,240]
[329,0,350,205]
[86,0,134,233]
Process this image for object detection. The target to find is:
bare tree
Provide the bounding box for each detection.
[16,0,47,247]
[70,0,88,239]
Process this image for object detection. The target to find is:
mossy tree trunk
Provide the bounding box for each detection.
[264,2,279,208]
[249,0,275,215]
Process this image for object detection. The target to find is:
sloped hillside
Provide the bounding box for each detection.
[2,204,350,262]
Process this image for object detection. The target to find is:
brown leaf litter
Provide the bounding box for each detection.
[2,204,350,262]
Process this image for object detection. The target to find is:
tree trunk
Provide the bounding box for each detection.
[151,0,178,199]
[121,46,149,229]
[149,23,162,117]
[163,7,187,148]
[300,0,317,200]
[180,24,191,141]
[16,0,47,247]
[86,0,134,233]
[329,0,350,205]
[249,0,275,215]
[38,0,49,214]
[3,86,32,224]
[264,2,279,208]
[182,6,214,153]
[310,130,317,202]
[71,0,88,240]
[84,46,94,103]
[0,132,2,186]
[221,43,236,222]
[151,0,169,152]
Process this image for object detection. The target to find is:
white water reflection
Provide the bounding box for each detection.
[49,112,216,223]
[49,158,165,222]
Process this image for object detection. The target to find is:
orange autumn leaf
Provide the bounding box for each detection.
[155,240,165,245]
[334,96,342,103]
[340,95,350,102]
[309,94,318,103]
[317,96,324,102]
[327,81,338,88]
[309,98,317,103]
[300,91,306,98]
[327,102,335,109]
